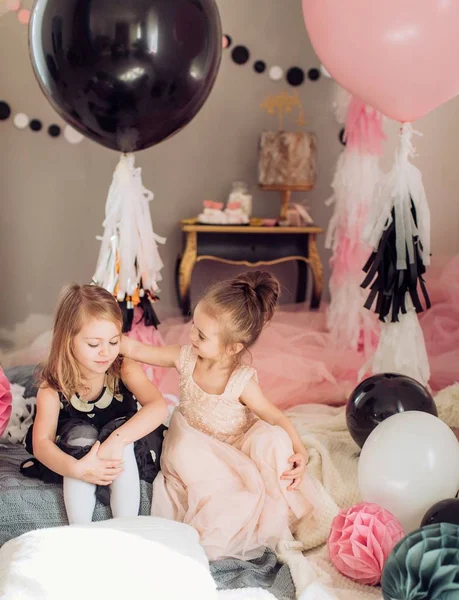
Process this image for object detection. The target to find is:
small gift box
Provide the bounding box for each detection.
[284,203,314,227]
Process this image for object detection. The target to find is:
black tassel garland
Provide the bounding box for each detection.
[361,198,430,322]
[137,293,161,328]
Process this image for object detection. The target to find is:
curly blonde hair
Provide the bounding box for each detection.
[41,284,123,400]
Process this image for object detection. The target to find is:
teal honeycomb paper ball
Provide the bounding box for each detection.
[381,522,459,599]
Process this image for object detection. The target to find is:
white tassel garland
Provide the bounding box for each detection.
[92,153,165,329]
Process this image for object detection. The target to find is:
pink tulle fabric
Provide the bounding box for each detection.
[158,309,366,409]
[328,502,405,585]
[0,367,12,437]
[155,256,459,408]
[419,255,459,392]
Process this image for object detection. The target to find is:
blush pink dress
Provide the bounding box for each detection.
[151,345,318,560]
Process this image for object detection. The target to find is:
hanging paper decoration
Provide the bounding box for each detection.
[231,45,250,65]
[223,32,322,87]
[29,119,42,132]
[4,0,20,12]
[286,67,305,87]
[48,124,60,138]
[361,124,431,384]
[268,66,284,82]
[0,0,16,18]
[326,95,384,354]
[0,0,30,24]
[92,154,166,332]
[222,35,232,49]
[0,101,10,120]
[63,125,84,144]
[253,60,266,74]
[13,112,28,129]
[320,64,331,78]
[17,7,29,23]
[0,98,80,141]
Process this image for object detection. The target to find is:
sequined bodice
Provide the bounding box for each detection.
[178,345,257,442]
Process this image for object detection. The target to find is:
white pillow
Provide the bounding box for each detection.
[81,516,209,568]
[0,521,217,600]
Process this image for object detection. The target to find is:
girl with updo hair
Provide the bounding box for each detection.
[122,271,318,560]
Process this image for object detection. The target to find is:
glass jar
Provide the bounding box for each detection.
[228,181,252,217]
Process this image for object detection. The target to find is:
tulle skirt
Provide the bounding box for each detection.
[151,410,319,560]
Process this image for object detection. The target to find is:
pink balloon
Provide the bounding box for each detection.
[302,0,459,122]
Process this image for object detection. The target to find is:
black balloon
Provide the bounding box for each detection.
[346,373,437,448]
[421,498,459,528]
[29,0,222,152]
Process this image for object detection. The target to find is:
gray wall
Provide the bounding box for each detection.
[1,0,458,329]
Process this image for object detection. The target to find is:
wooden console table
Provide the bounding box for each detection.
[176,219,325,317]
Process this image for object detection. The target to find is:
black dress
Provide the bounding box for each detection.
[20,375,167,505]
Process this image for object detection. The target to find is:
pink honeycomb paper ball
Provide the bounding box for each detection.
[0,368,12,438]
[328,501,405,585]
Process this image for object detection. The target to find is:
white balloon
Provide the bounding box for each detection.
[358,411,459,533]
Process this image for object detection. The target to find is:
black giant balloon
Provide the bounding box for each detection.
[29,0,222,152]
[421,498,459,528]
[346,373,437,448]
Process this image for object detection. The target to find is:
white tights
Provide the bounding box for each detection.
[63,443,140,524]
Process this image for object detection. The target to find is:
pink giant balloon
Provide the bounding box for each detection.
[302,0,459,122]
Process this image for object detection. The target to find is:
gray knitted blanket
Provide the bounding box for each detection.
[210,548,295,600]
[0,442,153,547]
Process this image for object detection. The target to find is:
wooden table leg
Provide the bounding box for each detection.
[308,234,323,309]
[296,259,308,303]
[177,231,197,317]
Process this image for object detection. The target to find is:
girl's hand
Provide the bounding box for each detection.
[97,434,126,461]
[282,451,308,491]
[74,441,124,485]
